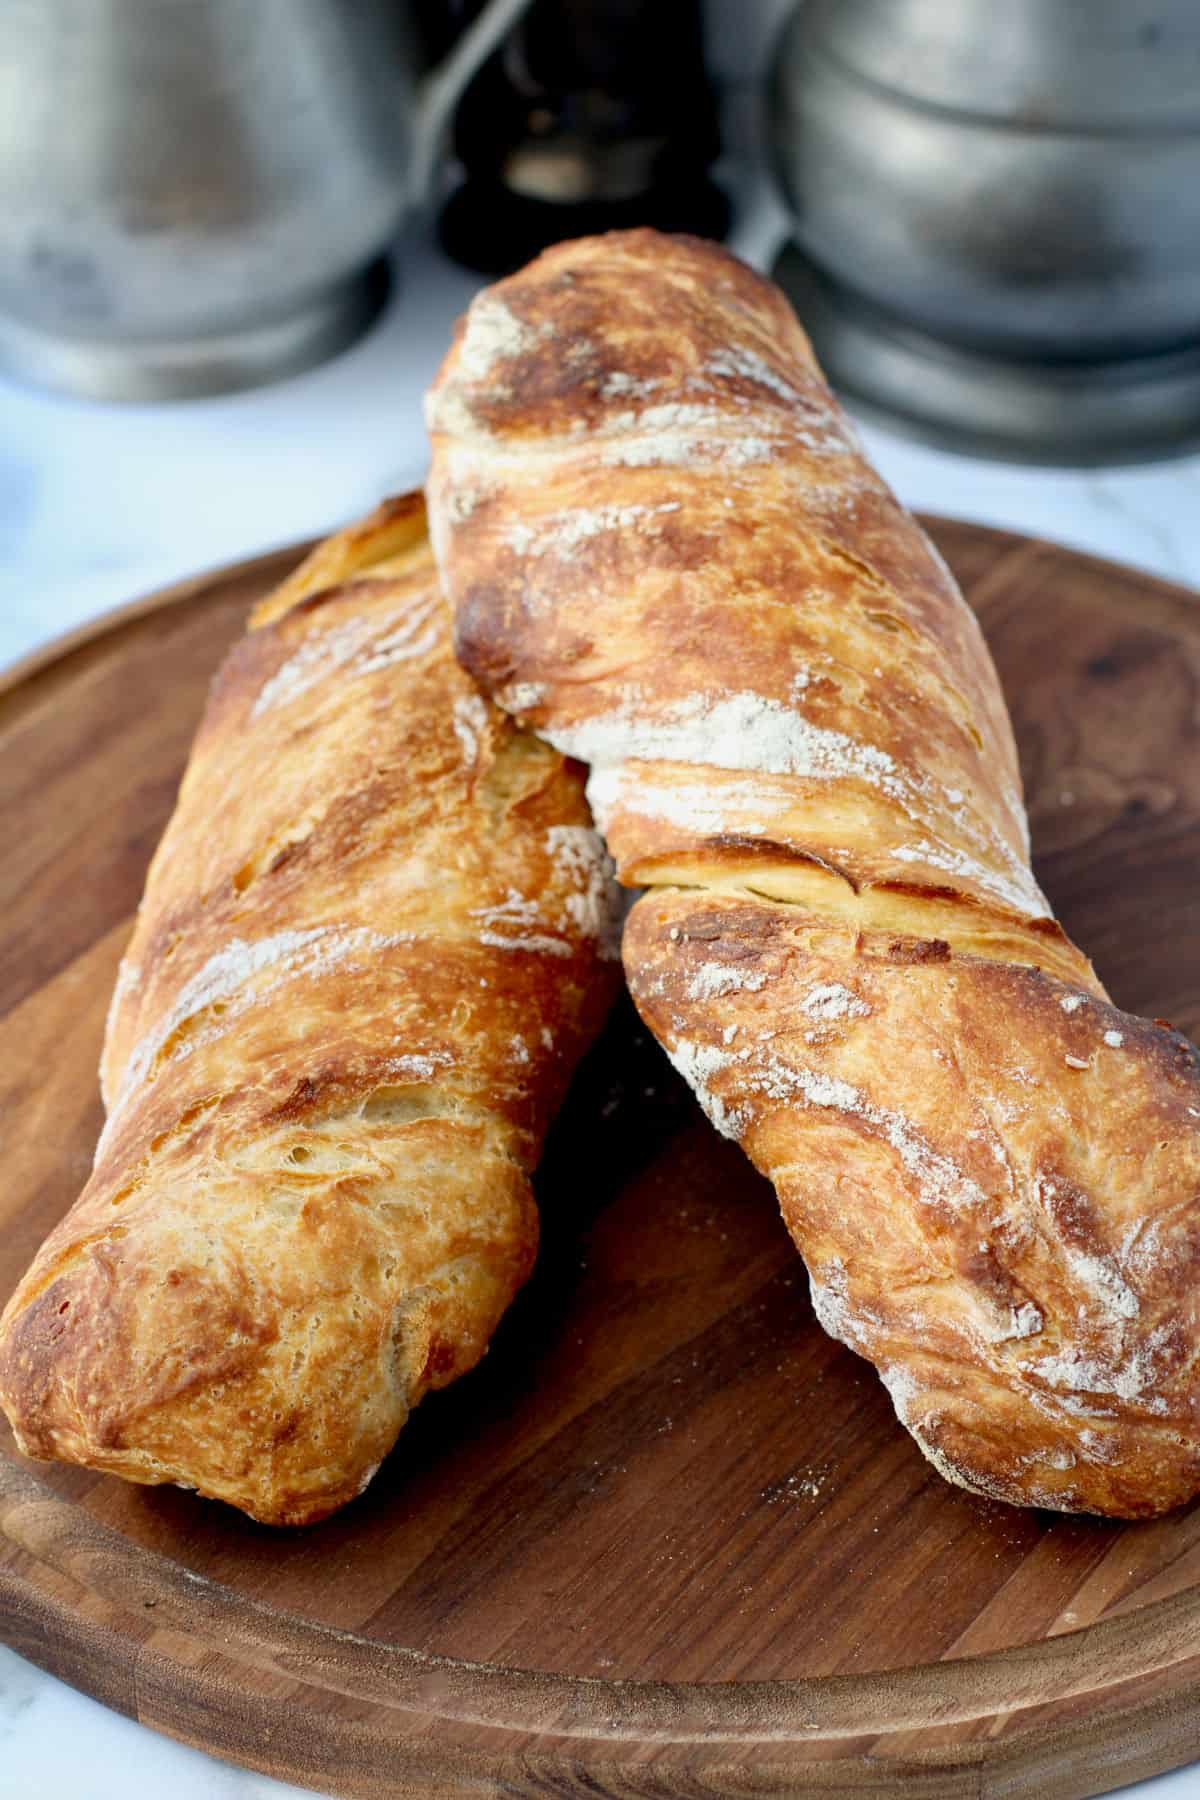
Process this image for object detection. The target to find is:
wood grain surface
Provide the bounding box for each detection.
[3,520,1200,1799]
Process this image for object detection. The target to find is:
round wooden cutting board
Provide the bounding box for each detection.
[3,519,1200,1800]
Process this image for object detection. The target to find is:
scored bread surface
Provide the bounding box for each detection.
[0,493,621,1525]
[425,230,1200,1518]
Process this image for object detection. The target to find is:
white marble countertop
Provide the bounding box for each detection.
[2,205,1200,1799]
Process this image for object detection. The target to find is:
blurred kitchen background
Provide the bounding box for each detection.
[1,0,1198,678]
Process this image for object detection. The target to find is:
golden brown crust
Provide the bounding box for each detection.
[425,230,1200,1517]
[626,891,1200,1517]
[0,494,621,1525]
[425,231,1038,930]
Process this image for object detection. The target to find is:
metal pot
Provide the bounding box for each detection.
[768,0,1200,461]
[0,0,530,400]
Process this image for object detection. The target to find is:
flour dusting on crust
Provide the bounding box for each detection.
[507,502,680,559]
[471,891,574,958]
[118,926,414,1106]
[456,296,540,385]
[253,595,440,718]
[452,693,490,769]
[684,963,768,1002]
[799,983,870,1022]
[659,1029,990,1219]
[545,685,1042,917]
[545,824,623,959]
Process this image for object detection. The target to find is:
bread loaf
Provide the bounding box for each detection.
[425,232,1200,1517]
[0,493,620,1524]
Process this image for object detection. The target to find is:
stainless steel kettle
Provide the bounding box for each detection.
[769,0,1200,461]
[0,0,530,400]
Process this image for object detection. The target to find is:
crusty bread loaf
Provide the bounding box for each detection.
[425,231,1200,1518]
[0,493,620,1525]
